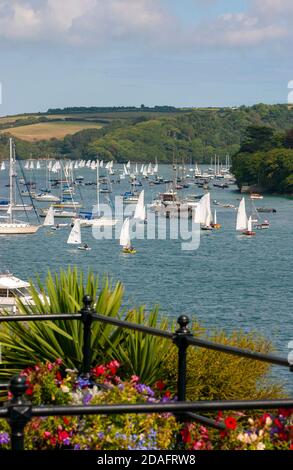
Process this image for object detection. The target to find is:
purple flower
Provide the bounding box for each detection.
[82,393,92,405]
[97,432,105,439]
[0,433,10,445]
[63,438,71,446]
[74,444,81,450]
[135,384,155,397]
[76,377,91,388]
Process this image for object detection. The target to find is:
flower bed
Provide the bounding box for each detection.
[0,360,292,450]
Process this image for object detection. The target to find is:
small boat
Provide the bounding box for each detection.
[78,244,91,251]
[67,219,90,251]
[33,193,60,202]
[242,216,256,236]
[250,193,263,200]
[211,209,221,229]
[256,219,270,229]
[257,207,276,213]
[120,218,136,254]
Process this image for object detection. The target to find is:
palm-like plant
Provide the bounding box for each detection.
[0,267,124,380]
[111,307,171,385]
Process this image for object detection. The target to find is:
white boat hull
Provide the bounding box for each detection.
[0,224,40,234]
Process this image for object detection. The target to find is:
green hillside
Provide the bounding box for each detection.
[1,104,293,162]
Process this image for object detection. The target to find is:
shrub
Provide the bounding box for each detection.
[162,327,284,401]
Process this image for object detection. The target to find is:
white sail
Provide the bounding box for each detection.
[126,161,131,169]
[236,197,248,231]
[247,216,252,232]
[67,220,81,245]
[36,161,41,170]
[193,204,201,224]
[153,163,158,173]
[24,161,29,170]
[30,161,34,170]
[100,160,104,168]
[1,162,5,171]
[201,193,212,226]
[214,209,217,225]
[43,206,54,226]
[119,218,131,247]
[134,190,145,221]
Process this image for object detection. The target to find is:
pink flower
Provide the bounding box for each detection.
[131,375,140,383]
[47,363,53,371]
[43,431,51,438]
[55,358,62,365]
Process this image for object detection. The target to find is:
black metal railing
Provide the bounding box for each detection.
[0,295,292,450]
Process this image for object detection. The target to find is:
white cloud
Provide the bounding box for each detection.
[0,0,173,44]
[0,0,292,49]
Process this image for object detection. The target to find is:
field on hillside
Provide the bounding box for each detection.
[0,121,103,141]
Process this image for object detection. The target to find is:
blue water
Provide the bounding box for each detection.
[1,164,293,386]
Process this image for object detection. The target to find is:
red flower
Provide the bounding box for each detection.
[274,418,283,429]
[290,443,293,450]
[63,417,70,426]
[224,416,237,430]
[55,371,62,381]
[50,437,57,446]
[181,427,191,443]
[156,380,165,391]
[107,360,120,376]
[92,365,106,377]
[164,390,171,398]
[26,385,34,396]
[279,431,289,441]
[278,408,292,417]
[58,430,69,442]
[220,430,227,439]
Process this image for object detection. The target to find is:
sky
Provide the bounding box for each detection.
[0,0,292,115]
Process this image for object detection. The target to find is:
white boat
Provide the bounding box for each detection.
[119,217,136,254]
[236,197,248,231]
[134,190,146,221]
[43,206,55,226]
[33,193,60,202]
[39,208,77,219]
[0,139,40,235]
[67,219,91,250]
[0,272,42,312]
[194,193,213,230]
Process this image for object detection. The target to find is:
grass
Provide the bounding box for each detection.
[0,121,103,141]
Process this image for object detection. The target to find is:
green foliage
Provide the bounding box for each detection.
[162,328,284,401]
[111,307,170,385]
[2,104,293,163]
[0,267,124,378]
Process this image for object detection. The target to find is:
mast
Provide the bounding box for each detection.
[96,160,100,216]
[9,138,14,223]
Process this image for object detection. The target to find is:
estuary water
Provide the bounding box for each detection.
[1,164,293,386]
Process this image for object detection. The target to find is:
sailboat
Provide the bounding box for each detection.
[236,198,255,236]
[120,218,136,254]
[1,162,5,171]
[79,162,117,227]
[194,193,213,230]
[211,209,221,229]
[0,139,40,235]
[43,206,68,230]
[243,216,256,236]
[133,190,146,222]
[236,197,248,231]
[67,219,91,250]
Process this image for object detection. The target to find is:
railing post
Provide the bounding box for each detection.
[7,375,32,451]
[173,315,192,448]
[80,294,94,377]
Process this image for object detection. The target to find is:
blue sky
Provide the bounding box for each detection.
[0,0,292,115]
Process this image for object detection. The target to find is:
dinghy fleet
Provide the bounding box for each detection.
[0,140,274,254]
